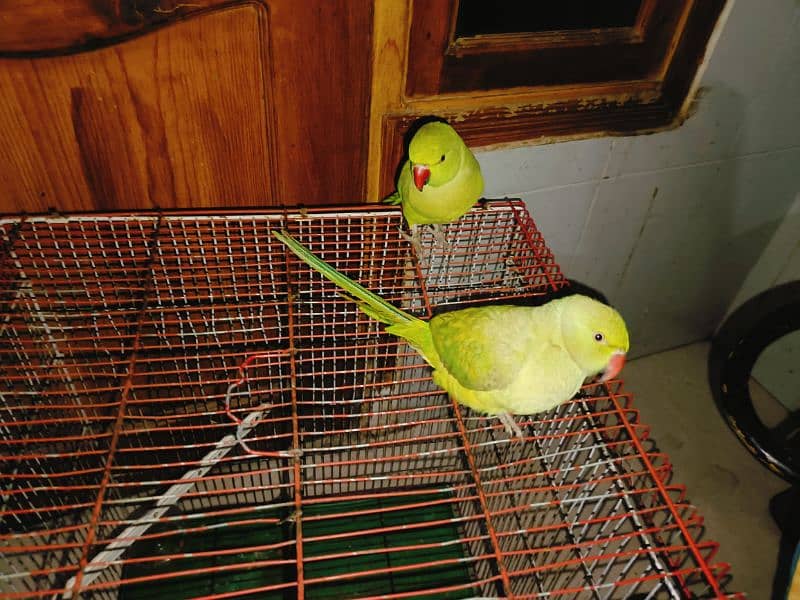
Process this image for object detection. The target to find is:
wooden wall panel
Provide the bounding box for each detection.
[266,1,373,206]
[0,6,274,212]
[0,0,374,213]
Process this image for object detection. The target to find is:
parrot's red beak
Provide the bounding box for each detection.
[599,352,626,383]
[412,164,431,191]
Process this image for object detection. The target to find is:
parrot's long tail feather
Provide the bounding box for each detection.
[272,230,419,327]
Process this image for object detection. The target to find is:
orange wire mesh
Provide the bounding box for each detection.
[1,200,738,599]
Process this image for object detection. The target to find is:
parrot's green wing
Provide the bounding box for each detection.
[383,159,411,205]
[429,306,536,392]
[382,190,402,205]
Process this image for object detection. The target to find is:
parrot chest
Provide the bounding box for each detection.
[399,158,483,226]
[499,350,585,415]
[403,187,476,225]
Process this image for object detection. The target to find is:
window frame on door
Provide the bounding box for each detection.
[368,0,729,200]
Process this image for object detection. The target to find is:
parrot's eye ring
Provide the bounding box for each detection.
[594,333,604,342]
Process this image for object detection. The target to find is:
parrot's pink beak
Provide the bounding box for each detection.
[412,164,431,191]
[599,351,626,383]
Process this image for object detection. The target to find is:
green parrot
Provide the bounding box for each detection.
[273,231,630,438]
[384,121,484,251]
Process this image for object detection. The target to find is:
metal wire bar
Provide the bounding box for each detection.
[0,201,740,600]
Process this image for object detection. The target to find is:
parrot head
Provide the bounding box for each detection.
[559,295,630,383]
[407,122,468,191]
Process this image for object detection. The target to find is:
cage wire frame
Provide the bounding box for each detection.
[0,200,739,599]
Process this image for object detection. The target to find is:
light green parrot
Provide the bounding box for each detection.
[384,121,484,251]
[273,231,630,438]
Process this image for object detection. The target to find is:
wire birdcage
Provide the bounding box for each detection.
[1,200,737,599]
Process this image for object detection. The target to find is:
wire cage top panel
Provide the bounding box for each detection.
[0,201,736,599]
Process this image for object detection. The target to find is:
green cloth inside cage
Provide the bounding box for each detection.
[120,490,477,599]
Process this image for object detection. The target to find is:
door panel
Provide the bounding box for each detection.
[1,6,273,211]
[0,1,372,212]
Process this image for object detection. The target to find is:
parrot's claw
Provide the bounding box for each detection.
[399,225,424,255]
[430,224,451,250]
[497,412,525,439]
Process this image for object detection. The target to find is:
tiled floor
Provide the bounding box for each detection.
[623,341,790,598]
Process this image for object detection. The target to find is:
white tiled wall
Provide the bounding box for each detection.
[727,192,800,314]
[475,0,800,358]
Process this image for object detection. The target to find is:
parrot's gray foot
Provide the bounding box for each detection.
[430,224,451,249]
[399,225,424,255]
[497,412,525,439]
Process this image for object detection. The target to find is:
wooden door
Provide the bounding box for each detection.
[0,1,373,213]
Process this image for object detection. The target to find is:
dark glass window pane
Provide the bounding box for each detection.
[455,1,643,37]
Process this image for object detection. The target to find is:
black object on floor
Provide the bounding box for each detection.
[770,485,800,600]
[709,280,800,483]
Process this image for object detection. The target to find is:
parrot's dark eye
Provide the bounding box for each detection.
[440,154,446,162]
[594,333,604,342]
